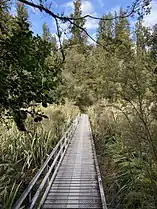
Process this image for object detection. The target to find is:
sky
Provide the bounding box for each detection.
[11,0,157,40]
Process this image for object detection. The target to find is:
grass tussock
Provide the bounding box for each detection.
[0,101,79,209]
[88,100,157,209]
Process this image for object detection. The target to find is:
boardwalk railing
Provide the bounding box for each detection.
[12,114,80,209]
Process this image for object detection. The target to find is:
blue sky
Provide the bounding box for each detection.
[26,0,133,35]
[11,0,157,39]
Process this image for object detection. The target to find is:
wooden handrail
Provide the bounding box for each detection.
[12,114,80,209]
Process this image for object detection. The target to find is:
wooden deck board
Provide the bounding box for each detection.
[42,114,103,209]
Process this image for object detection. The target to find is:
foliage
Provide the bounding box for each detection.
[88,100,157,209]
[0,2,61,130]
[0,101,79,208]
[42,22,51,42]
[1,0,157,208]
[69,0,87,52]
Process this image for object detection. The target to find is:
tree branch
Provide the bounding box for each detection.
[18,0,150,58]
[54,17,65,62]
[18,0,142,22]
[18,0,111,52]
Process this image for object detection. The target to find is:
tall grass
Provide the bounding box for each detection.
[88,100,157,209]
[0,101,79,209]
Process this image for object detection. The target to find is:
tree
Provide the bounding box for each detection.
[150,24,157,61]
[51,34,57,51]
[0,3,60,130]
[16,1,28,22]
[16,0,152,50]
[97,12,114,47]
[42,22,51,42]
[69,0,87,51]
[134,19,150,56]
[115,8,132,59]
[0,0,16,37]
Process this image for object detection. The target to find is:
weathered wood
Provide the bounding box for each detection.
[12,114,80,209]
[42,114,107,209]
[12,114,107,209]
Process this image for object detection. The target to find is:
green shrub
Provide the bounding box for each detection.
[88,100,157,209]
[0,101,79,208]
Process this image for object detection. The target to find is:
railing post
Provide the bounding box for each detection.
[12,114,80,209]
[66,132,69,144]
[46,165,50,185]
[53,150,58,170]
[60,138,64,155]
[29,191,32,204]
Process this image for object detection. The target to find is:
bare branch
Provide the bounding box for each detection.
[72,0,139,20]
[54,17,65,62]
[18,0,111,53]
[19,0,65,20]
[18,0,147,58]
[19,0,140,22]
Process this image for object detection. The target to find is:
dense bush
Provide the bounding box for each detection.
[88,101,157,209]
[0,102,79,208]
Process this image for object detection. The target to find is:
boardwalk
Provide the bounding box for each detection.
[43,114,106,208]
[13,114,107,209]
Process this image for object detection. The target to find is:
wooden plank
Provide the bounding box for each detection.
[13,114,107,209]
[43,114,105,209]
[12,114,80,209]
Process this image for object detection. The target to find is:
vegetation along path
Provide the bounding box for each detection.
[13,114,107,209]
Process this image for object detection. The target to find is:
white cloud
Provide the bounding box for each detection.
[30,7,41,15]
[63,1,73,15]
[109,5,121,14]
[64,0,94,15]
[81,1,94,15]
[29,0,58,16]
[85,17,98,30]
[65,1,73,9]
[88,32,97,45]
[64,1,98,30]
[81,1,98,30]
[143,0,157,27]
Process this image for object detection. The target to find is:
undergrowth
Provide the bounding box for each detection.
[0,101,79,209]
[88,100,157,209]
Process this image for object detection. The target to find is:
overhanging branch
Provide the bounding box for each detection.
[19,0,140,21]
[17,0,151,58]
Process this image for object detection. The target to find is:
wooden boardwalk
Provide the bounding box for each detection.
[43,114,106,208]
[13,114,107,209]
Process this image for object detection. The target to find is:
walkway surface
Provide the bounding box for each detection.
[43,114,104,209]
